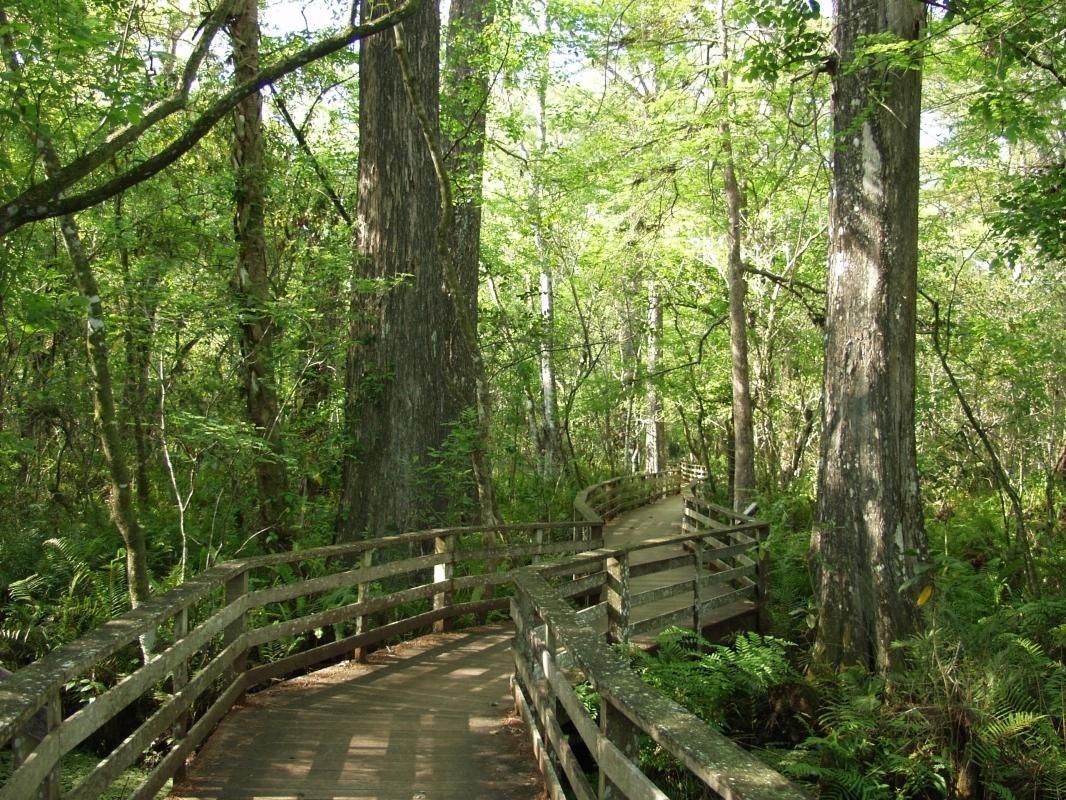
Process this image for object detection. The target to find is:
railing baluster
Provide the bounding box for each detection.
[14,691,63,800]
[532,527,544,564]
[41,691,60,800]
[691,539,705,633]
[354,547,376,661]
[598,699,641,800]
[433,533,455,633]
[755,524,770,634]
[171,607,190,783]
[605,552,631,644]
[223,568,249,695]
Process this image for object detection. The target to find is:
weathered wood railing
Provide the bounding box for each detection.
[0,520,599,800]
[511,478,802,800]
[574,469,687,527]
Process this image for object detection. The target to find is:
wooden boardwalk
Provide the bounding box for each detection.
[171,494,718,800]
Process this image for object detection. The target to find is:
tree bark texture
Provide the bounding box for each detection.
[811,0,928,673]
[718,0,755,512]
[393,18,502,528]
[230,0,291,550]
[339,0,461,539]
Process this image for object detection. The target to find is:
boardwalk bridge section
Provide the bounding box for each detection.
[0,467,807,799]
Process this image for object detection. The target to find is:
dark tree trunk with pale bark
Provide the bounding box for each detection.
[811,0,928,673]
[230,0,291,550]
[338,0,461,540]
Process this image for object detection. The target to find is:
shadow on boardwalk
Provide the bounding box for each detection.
[172,626,545,800]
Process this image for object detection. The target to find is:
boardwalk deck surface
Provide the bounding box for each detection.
[171,627,543,800]
[172,494,737,799]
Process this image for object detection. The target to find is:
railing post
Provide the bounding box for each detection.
[433,533,455,633]
[691,539,705,633]
[598,699,641,800]
[13,689,62,800]
[755,524,771,634]
[171,607,190,783]
[354,547,376,662]
[511,589,539,713]
[223,568,249,695]
[532,527,545,564]
[605,552,631,644]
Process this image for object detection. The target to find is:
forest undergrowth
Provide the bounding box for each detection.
[617,489,1066,800]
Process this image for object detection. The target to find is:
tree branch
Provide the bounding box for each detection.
[0,0,419,237]
[268,84,353,226]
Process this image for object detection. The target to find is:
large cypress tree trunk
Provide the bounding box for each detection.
[810,0,928,674]
[230,0,291,549]
[338,0,457,540]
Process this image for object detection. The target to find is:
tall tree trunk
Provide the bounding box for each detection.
[338,0,457,540]
[810,0,928,674]
[229,0,291,550]
[1,15,152,612]
[115,194,156,509]
[644,281,665,472]
[718,0,755,511]
[444,0,493,351]
[529,63,563,478]
[619,268,642,475]
[394,21,502,529]
[443,0,495,518]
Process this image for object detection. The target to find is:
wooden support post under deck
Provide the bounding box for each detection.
[605,553,631,644]
[223,569,249,695]
[598,699,641,800]
[354,548,376,661]
[433,533,455,633]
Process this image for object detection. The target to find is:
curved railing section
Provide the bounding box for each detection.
[0,520,599,800]
[512,473,804,800]
[573,469,687,526]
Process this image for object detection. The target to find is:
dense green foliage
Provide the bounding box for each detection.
[0,0,1062,794]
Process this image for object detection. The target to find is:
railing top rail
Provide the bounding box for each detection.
[543,520,766,571]
[514,567,806,800]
